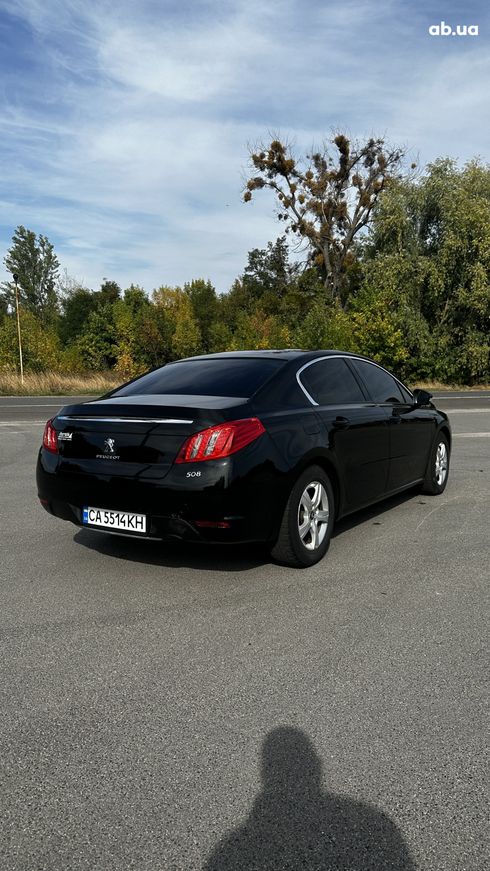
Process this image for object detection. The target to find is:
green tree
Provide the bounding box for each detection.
[244,136,406,303]
[279,267,326,333]
[294,300,358,353]
[355,257,426,377]
[136,305,173,367]
[365,159,490,382]
[1,226,60,325]
[0,309,61,371]
[121,284,148,315]
[172,294,202,358]
[74,306,117,370]
[153,286,202,359]
[229,310,291,350]
[221,238,300,332]
[59,286,99,345]
[97,279,121,306]
[113,285,151,378]
[183,279,219,352]
[207,320,233,353]
[241,237,299,314]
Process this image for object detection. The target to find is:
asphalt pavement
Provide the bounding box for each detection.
[0,393,488,870]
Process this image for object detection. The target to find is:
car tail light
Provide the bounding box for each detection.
[175,417,265,464]
[43,419,58,453]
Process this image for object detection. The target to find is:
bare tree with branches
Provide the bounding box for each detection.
[244,135,408,303]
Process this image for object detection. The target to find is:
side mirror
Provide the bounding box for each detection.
[412,388,433,407]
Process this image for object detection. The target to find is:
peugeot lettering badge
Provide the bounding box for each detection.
[96,437,120,460]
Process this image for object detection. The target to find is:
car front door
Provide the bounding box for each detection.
[297,357,391,511]
[348,359,436,491]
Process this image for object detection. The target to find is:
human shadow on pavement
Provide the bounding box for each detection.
[203,727,415,871]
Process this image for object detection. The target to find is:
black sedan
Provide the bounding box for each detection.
[36,350,451,567]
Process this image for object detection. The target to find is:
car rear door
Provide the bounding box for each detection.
[348,359,435,490]
[297,357,391,511]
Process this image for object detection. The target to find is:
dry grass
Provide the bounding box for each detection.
[410,380,490,392]
[1,370,488,397]
[0,370,121,396]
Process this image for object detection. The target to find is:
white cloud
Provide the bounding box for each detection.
[0,0,488,294]
[387,50,490,160]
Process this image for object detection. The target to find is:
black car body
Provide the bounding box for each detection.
[36,350,451,567]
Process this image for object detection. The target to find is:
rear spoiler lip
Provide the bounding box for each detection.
[56,415,194,424]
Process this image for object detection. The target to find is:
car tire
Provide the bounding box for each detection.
[270,465,335,568]
[421,433,450,495]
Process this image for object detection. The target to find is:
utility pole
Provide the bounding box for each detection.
[12,273,24,385]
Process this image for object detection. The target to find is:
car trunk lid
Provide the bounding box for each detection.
[53,394,251,477]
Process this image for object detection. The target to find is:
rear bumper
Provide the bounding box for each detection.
[36,447,289,544]
[38,498,234,542]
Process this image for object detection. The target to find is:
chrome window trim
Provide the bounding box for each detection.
[296,355,412,407]
[296,355,347,406]
[57,416,194,424]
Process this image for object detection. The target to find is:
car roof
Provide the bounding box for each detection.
[177,350,372,363]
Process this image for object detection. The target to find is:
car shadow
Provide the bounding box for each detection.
[73,528,270,572]
[202,726,416,870]
[332,487,422,538]
[73,490,423,572]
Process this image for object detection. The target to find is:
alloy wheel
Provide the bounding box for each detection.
[297,481,330,551]
[434,441,448,487]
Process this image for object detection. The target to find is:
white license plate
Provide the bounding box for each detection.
[82,507,147,534]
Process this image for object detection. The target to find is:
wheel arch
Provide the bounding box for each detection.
[438,423,451,451]
[292,451,343,519]
[422,422,451,487]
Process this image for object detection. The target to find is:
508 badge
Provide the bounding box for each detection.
[186,470,201,477]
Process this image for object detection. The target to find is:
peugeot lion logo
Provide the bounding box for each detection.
[96,437,119,460]
[104,438,116,454]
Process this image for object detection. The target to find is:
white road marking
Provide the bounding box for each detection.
[1,423,490,444]
[442,408,490,413]
[0,421,45,426]
[453,432,490,438]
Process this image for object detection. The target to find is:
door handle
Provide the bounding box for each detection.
[390,410,402,424]
[333,416,350,429]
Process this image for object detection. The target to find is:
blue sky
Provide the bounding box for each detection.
[0,0,488,294]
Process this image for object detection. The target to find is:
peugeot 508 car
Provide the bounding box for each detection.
[36,350,451,567]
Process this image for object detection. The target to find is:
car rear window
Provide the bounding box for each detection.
[113,358,285,398]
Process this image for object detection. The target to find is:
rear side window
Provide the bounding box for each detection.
[113,358,284,398]
[350,360,404,404]
[298,358,365,405]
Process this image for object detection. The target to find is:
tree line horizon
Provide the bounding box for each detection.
[1,134,489,385]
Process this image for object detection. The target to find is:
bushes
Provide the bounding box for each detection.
[293,301,408,374]
[0,310,61,372]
